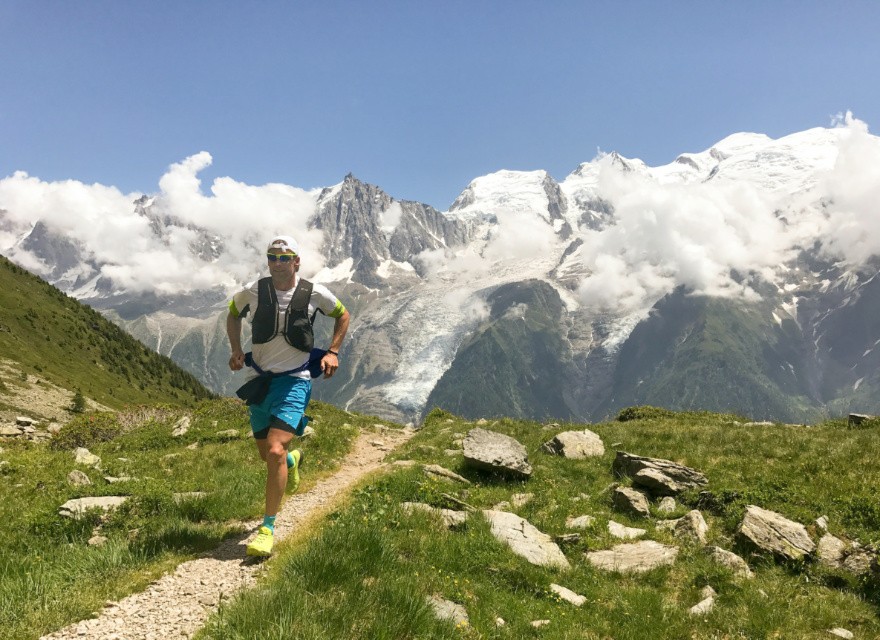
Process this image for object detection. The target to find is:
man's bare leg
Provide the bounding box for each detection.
[264,427,293,517]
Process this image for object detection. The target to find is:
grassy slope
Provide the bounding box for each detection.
[200,408,880,640]
[0,254,212,410]
[0,398,379,640]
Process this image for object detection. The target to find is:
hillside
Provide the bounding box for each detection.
[0,254,213,423]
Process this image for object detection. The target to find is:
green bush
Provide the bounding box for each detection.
[616,405,678,422]
[49,412,122,450]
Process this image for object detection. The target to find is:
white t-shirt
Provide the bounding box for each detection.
[230,276,344,378]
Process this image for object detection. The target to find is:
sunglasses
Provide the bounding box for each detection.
[267,253,297,262]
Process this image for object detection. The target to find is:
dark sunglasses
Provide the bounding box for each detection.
[267,253,297,262]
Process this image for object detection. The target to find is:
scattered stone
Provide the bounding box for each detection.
[633,467,692,496]
[689,594,715,616]
[482,510,570,569]
[816,515,829,532]
[444,449,459,456]
[426,594,469,626]
[423,464,471,484]
[555,533,581,544]
[162,453,181,460]
[215,429,240,439]
[742,421,774,427]
[828,628,854,639]
[512,493,534,507]
[186,442,200,450]
[171,416,190,437]
[1,426,23,436]
[817,534,847,568]
[495,617,506,627]
[59,496,128,519]
[392,460,418,467]
[67,470,91,486]
[462,429,532,479]
[74,447,101,468]
[104,476,133,484]
[492,501,511,510]
[15,416,35,426]
[608,520,646,539]
[302,425,316,438]
[701,586,717,599]
[613,452,708,496]
[88,535,108,547]
[531,620,551,628]
[842,548,874,576]
[402,502,468,528]
[585,540,679,573]
[613,486,651,518]
[658,496,677,513]
[541,429,605,459]
[737,505,815,561]
[848,413,874,427]
[476,418,488,425]
[674,510,709,544]
[706,546,753,578]
[550,583,586,606]
[566,515,595,529]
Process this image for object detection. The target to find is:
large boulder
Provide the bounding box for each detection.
[613,452,707,496]
[737,505,815,560]
[463,429,532,479]
[541,429,605,459]
[482,510,569,569]
[585,540,679,573]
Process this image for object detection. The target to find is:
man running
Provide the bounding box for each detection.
[227,235,350,556]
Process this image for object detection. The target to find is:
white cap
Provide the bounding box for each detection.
[267,235,299,254]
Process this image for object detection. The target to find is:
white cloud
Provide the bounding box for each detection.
[378,201,403,233]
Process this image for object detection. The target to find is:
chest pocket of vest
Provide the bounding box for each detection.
[252,278,314,352]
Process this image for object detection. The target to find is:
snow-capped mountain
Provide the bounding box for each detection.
[2,117,879,423]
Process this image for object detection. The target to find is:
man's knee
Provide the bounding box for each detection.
[266,441,287,464]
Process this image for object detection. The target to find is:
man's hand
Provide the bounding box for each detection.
[229,349,245,371]
[321,352,339,378]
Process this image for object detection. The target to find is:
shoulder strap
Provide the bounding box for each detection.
[290,278,313,311]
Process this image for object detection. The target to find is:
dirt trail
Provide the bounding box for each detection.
[41,427,415,640]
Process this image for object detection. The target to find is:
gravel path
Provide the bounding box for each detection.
[41,427,415,640]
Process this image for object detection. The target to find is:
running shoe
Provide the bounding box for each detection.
[246,526,274,557]
[290,448,303,491]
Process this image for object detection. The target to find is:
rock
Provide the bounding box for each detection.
[495,617,505,627]
[0,426,23,436]
[613,452,708,496]
[302,425,316,438]
[608,520,646,540]
[422,464,471,484]
[59,496,128,519]
[67,470,92,486]
[828,628,854,639]
[555,533,581,544]
[737,505,815,560]
[186,442,200,450]
[74,448,101,468]
[816,515,829,532]
[531,620,551,628]
[689,595,714,616]
[88,535,108,547]
[817,534,847,568]
[462,429,532,479]
[566,515,595,529]
[402,502,468,529]
[541,429,605,459]
[842,548,874,576]
[215,429,240,439]
[476,418,488,425]
[482,510,570,569]
[700,586,717,599]
[171,416,190,437]
[585,540,679,573]
[550,583,586,606]
[426,595,469,626]
[104,476,133,484]
[633,467,691,496]
[392,460,418,467]
[15,416,35,426]
[511,493,534,507]
[613,487,651,518]
[706,546,753,578]
[674,510,709,544]
[47,423,62,434]
[848,413,873,427]
[658,496,677,513]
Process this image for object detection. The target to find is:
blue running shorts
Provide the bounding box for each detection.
[249,376,312,438]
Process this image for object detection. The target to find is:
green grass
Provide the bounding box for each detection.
[198,407,880,640]
[0,398,373,640]
[0,254,212,409]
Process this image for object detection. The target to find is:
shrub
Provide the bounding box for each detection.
[616,405,678,422]
[49,412,121,450]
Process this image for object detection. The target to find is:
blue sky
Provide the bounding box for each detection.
[2,1,879,210]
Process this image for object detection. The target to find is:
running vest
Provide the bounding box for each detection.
[250,277,314,352]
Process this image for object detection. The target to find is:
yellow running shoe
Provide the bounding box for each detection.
[290,448,303,492]
[246,526,274,557]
